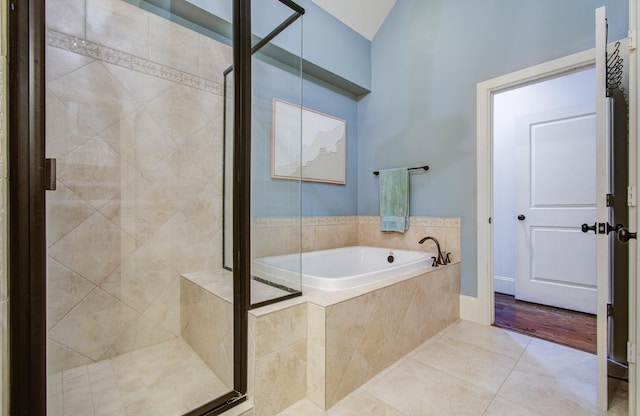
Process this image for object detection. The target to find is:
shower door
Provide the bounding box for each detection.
[44,0,237,414]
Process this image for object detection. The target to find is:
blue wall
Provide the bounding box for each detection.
[357,0,629,296]
[185,0,371,91]
[251,57,359,217]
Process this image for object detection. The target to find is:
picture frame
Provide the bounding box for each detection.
[271,98,347,184]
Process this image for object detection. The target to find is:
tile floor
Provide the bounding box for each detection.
[45,320,630,416]
[277,320,629,416]
[47,338,229,416]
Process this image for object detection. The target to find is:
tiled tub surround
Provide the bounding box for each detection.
[182,261,460,416]
[180,270,291,390]
[252,216,461,262]
[45,0,231,374]
[307,263,460,410]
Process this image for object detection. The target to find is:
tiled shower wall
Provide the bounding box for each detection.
[45,0,231,373]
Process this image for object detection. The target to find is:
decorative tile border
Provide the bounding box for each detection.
[252,217,301,228]
[47,30,224,96]
[252,216,460,228]
[302,216,356,226]
[357,216,460,228]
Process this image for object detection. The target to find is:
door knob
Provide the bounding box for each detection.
[517,214,525,221]
[581,223,597,234]
[617,227,637,243]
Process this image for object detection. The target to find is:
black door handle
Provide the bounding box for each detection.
[517,214,525,221]
[581,223,596,234]
[617,227,637,243]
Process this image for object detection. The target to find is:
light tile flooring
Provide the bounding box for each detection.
[47,338,229,416]
[277,320,629,416]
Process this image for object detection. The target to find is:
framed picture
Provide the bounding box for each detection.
[271,98,347,184]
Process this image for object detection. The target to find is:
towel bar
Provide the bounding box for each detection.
[373,165,429,176]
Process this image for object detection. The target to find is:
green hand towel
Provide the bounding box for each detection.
[379,168,409,233]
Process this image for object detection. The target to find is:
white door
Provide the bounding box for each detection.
[515,107,598,314]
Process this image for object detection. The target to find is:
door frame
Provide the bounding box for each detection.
[476,47,597,326]
[476,39,637,412]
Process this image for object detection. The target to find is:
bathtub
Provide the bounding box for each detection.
[252,246,434,291]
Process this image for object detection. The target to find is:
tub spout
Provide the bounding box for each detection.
[418,236,448,266]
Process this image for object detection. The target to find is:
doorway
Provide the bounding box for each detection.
[492,68,599,352]
[476,32,634,411]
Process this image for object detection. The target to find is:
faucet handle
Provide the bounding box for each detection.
[431,256,438,267]
[444,252,451,264]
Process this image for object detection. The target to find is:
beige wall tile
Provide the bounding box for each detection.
[307,303,325,346]
[48,288,140,361]
[357,278,418,373]
[329,351,376,407]
[48,212,136,285]
[144,276,182,337]
[46,257,94,330]
[45,46,94,83]
[356,216,461,261]
[256,303,307,358]
[85,0,149,59]
[45,90,96,160]
[47,341,93,375]
[44,0,232,384]
[48,61,138,135]
[311,225,342,251]
[45,183,96,249]
[322,264,460,409]
[325,290,383,406]
[148,13,200,75]
[180,278,233,389]
[56,137,137,210]
[46,0,86,38]
[101,109,178,176]
[198,34,233,83]
[144,85,219,144]
[306,342,326,409]
[254,341,306,416]
[102,62,174,107]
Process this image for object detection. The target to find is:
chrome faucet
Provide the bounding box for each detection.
[418,236,449,266]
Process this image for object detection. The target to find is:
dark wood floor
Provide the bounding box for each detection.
[494,293,597,354]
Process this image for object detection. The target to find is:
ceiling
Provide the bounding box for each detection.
[311,0,397,41]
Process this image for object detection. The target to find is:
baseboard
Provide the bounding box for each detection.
[460,295,482,323]
[494,275,515,296]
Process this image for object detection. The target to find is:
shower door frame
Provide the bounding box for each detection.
[8,0,47,413]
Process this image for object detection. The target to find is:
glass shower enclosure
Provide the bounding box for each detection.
[224,0,304,308]
[43,0,303,414]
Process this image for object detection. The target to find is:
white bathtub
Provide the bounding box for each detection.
[252,246,434,291]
